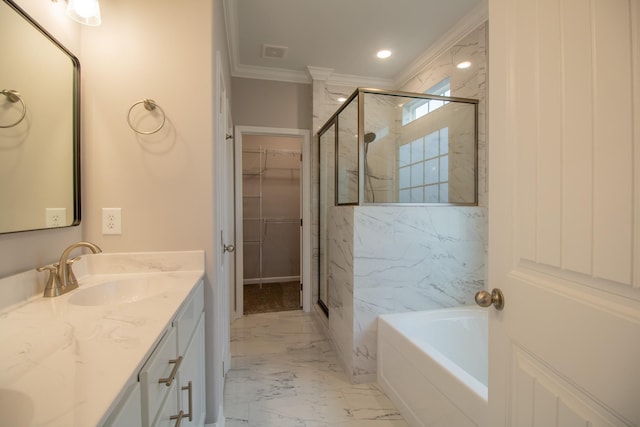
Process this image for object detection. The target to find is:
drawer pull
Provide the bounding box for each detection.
[158,355,183,387]
[182,381,193,422]
[170,410,185,427]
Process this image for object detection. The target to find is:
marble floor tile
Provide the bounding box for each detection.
[224,310,408,427]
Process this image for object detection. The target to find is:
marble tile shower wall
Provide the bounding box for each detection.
[328,205,486,383]
[401,22,488,207]
[312,23,488,382]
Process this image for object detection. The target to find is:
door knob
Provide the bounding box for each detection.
[223,244,235,253]
[475,288,504,310]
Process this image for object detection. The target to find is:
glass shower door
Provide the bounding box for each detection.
[318,121,336,314]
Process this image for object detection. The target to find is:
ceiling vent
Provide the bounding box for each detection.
[262,44,288,59]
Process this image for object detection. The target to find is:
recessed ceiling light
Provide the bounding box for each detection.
[456,61,472,69]
[377,50,392,59]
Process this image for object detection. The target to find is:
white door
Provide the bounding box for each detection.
[488,1,640,426]
[222,96,235,375]
[215,51,234,379]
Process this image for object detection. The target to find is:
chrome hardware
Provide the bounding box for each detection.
[475,288,505,310]
[223,243,235,253]
[57,242,102,294]
[127,98,166,134]
[159,355,183,386]
[170,410,185,427]
[182,381,193,422]
[169,380,193,426]
[0,90,27,128]
[37,263,62,297]
[38,242,102,297]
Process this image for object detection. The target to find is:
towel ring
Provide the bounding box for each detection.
[127,99,166,135]
[0,90,26,129]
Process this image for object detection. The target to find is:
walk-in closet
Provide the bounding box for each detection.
[241,135,302,314]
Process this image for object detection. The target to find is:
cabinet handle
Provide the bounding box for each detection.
[158,355,183,387]
[170,410,185,427]
[181,381,193,422]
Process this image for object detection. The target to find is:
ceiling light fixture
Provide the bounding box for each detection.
[456,61,471,69]
[376,50,392,59]
[337,97,347,103]
[65,0,101,26]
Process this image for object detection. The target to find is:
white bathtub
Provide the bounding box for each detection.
[377,307,488,427]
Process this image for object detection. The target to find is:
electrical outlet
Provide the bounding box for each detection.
[45,208,67,228]
[102,208,122,235]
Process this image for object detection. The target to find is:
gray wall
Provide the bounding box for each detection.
[232,77,312,130]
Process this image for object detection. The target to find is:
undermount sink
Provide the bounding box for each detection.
[68,278,170,306]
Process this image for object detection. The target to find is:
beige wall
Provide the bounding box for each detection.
[232,77,312,129]
[81,0,229,422]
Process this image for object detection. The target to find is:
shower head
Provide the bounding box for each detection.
[364,132,376,144]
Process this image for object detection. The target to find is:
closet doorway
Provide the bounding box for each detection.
[234,126,311,318]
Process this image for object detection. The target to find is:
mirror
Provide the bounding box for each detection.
[0,0,80,234]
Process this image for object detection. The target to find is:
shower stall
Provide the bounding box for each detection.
[317,88,478,315]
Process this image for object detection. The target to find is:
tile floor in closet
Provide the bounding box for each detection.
[224,310,408,426]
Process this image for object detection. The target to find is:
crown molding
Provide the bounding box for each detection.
[393,1,488,88]
[224,0,487,89]
[233,64,312,84]
[327,72,394,89]
[223,0,241,78]
[306,66,334,81]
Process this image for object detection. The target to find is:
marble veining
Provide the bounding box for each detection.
[0,250,204,427]
[224,310,408,427]
[326,206,486,383]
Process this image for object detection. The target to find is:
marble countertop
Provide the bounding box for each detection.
[0,250,205,427]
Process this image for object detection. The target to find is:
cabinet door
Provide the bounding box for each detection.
[177,313,206,427]
[140,327,178,427]
[175,281,204,355]
[151,383,179,427]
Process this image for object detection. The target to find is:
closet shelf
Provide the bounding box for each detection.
[242,145,301,286]
[264,218,299,224]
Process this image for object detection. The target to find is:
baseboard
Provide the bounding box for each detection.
[204,403,225,427]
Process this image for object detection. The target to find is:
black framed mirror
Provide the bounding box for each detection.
[0,0,80,234]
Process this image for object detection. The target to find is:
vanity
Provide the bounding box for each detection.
[0,250,206,427]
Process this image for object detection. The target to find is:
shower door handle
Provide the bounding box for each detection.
[223,243,235,253]
[475,288,504,310]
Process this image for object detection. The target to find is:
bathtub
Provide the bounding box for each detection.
[377,307,488,427]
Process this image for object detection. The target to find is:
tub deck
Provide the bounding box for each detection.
[377,307,488,427]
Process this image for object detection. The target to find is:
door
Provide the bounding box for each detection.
[488,0,640,426]
[215,51,234,379]
[222,96,235,375]
[234,126,312,316]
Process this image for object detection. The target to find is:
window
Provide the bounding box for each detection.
[398,128,449,203]
[402,78,451,125]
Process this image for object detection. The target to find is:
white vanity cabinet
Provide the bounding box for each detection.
[0,251,206,427]
[141,280,205,427]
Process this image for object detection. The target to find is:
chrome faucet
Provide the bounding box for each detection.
[37,241,103,297]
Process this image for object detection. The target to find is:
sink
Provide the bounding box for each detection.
[68,278,170,306]
[0,389,35,426]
